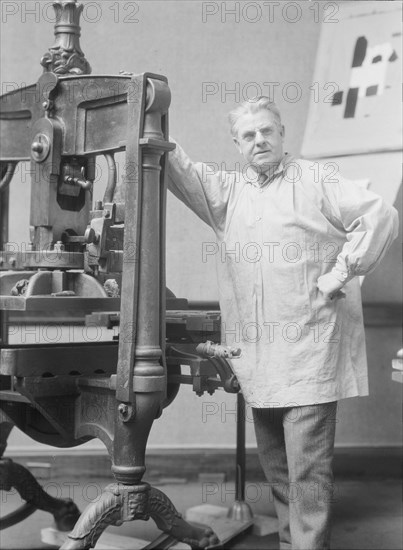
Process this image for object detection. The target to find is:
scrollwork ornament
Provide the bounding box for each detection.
[40,1,91,75]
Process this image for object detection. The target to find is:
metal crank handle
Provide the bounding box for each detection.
[196,341,242,359]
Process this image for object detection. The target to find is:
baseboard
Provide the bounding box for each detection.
[4,446,402,480]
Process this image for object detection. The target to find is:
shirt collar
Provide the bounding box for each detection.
[248,153,290,188]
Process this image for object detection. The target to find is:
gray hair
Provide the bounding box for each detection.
[228,96,282,138]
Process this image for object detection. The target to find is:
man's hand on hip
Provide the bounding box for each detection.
[317,273,346,302]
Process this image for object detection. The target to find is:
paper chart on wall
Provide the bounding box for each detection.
[301,3,402,159]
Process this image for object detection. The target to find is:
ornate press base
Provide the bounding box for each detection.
[0,458,81,531]
[61,482,218,550]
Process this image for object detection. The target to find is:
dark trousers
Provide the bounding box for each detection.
[252,402,338,550]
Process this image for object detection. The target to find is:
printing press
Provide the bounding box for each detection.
[0,2,243,547]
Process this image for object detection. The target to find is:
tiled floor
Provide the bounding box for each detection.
[1,475,401,549]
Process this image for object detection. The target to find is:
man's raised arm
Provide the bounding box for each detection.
[167,139,236,234]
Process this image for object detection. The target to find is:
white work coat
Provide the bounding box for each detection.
[167,142,399,407]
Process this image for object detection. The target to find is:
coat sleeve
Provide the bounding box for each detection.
[166,138,235,234]
[321,172,399,284]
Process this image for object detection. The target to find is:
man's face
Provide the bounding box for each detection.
[233,110,285,173]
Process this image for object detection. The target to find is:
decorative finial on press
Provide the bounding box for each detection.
[41,0,91,75]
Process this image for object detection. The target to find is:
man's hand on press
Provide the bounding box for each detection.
[317,272,346,302]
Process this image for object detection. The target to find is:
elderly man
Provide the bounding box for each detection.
[167,97,398,550]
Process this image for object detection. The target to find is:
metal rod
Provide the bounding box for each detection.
[0,183,10,347]
[103,153,117,203]
[235,392,246,501]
